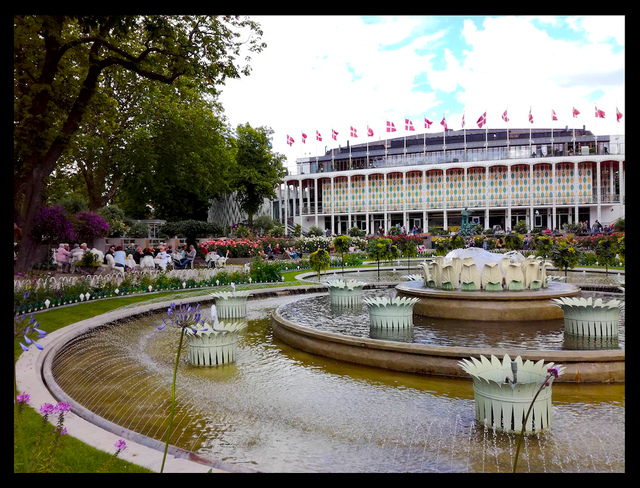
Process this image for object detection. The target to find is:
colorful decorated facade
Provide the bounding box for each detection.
[276,128,624,235]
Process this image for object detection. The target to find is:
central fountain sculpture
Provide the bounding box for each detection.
[397,248,581,321]
[210,289,251,319]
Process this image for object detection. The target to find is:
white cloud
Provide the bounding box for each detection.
[218,15,624,174]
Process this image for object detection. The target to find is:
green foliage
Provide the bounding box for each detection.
[347,226,365,237]
[549,240,580,276]
[533,235,553,260]
[387,226,401,236]
[126,221,150,238]
[309,248,331,280]
[333,235,352,274]
[504,234,523,251]
[294,224,302,237]
[249,257,282,282]
[79,252,100,267]
[98,205,129,237]
[307,225,324,237]
[366,237,399,278]
[160,220,221,247]
[253,215,276,236]
[595,236,618,274]
[268,223,285,237]
[232,123,286,226]
[234,225,252,238]
[513,220,529,234]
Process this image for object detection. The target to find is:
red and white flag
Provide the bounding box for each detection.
[573,107,580,118]
[440,116,448,131]
[476,112,486,128]
[301,132,307,143]
[501,109,509,122]
[424,117,433,129]
[528,107,534,124]
[552,109,558,121]
[405,118,415,131]
[316,130,322,142]
[332,129,338,140]
[461,112,466,128]
[595,106,605,119]
[286,135,294,146]
[617,107,623,122]
[367,125,374,137]
[386,121,396,132]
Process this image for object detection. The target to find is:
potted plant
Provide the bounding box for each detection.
[77,252,101,275]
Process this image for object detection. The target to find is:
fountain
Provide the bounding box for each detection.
[325,279,367,307]
[37,293,624,473]
[27,244,624,472]
[396,248,581,321]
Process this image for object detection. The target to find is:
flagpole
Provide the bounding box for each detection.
[551,109,554,154]
[484,109,488,157]
[572,107,576,155]
[423,114,427,162]
[463,111,467,159]
[442,113,446,156]
[529,107,533,156]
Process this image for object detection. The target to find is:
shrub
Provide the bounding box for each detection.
[74,212,110,243]
[32,206,75,244]
[307,225,324,237]
[309,248,330,280]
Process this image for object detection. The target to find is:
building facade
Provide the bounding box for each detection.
[276,127,624,235]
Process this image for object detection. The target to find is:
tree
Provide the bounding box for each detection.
[160,220,221,248]
[333,235,352,276]
[232,123,286,229]
[14,15,265,273]
[549,240,580,277]
[74,211,110,245]
[595,236,617,275]
[309,248,330,281]
[393,235,419,271]
[366,237,399,279]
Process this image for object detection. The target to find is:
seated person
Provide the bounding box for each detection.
[55,243,72,273]
[155,247,169,270]
[113,246,127,269]
[104,245,116,264]
[177,245,197,269]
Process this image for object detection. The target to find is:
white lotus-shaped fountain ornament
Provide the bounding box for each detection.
[210,290,251,319]
[551,297,623,338]
[186,320,248,366]
[326,279,367,307]
[363,296,420,330]
[459,354,565,434]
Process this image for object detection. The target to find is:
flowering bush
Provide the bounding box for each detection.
[74,212,110,243]
[32,206,75,243]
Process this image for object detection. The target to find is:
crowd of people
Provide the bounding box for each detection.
[52,242,198,273]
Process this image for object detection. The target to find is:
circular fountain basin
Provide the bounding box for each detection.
[31,291,625,472]
[272,291,624,383]
[396,280,581,321]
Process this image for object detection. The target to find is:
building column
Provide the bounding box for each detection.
[284,182,289,235]
[299,179,304,228]
[620,161,625,217]
[551,162,557,231]
[330,177,335,235]
[347,175,352,232]
[529,163,535,229]
[443,168,449,231]
[507,164,512,231]
[464,166,468,209]
[596,160,602,223]
[574,161,579,225]
[365,173,370,235]
[422,169,427,232]
[383,172,388,234]
[485,165,490,231]
[610,161,615,202]
[402,171,407,229]
[314,178,318,228]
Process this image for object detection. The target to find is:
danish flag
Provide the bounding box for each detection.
[424,117,432,129]
[286,135,294,146]
[617,108,623,122]
[528,107,534,124]
[386,121,396,132]
[595,106,605,119]
[501,109,509,122]
[461,112,466,128]
[316,130,322,142]
[440,116,448,131]
[301,132,307,143]
[350,126,358,137]
[573,107,580,118]
[476,112,486,128]
[552,109,558,121]
[332,129,338,140]
[405,118,415,131]
[367,126,374,137]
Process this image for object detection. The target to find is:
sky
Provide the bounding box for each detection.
[217,15,625,174]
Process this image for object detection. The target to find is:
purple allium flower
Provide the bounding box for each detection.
[114,439,127,452]
[547,365,562,378]
[16,393,30,404]
[40,403,55,415]
[54,402,71,413]
[55,426,68,436]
